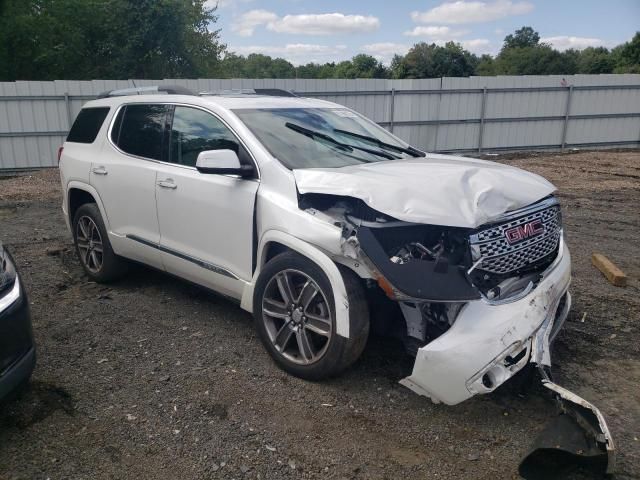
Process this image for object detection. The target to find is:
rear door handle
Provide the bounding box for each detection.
[157,179,177,190]
[92,166,108,175]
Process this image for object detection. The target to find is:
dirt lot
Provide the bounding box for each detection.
[0,150,638,479]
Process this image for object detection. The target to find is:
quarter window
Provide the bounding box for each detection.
[169,106,240,167]
[67,107,110,144]
[114,104,168,160]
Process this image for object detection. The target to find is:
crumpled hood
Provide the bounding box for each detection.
[293,153,556,228]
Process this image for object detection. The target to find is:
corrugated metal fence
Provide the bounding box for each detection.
[1,74,639,172]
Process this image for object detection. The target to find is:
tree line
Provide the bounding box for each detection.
[228,28,640,79]
[1,1,638,81]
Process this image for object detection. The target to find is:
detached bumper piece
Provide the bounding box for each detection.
[519,371,615,480]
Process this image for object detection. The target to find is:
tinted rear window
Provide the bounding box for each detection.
[114,104,167,160]
[67,107,110,143]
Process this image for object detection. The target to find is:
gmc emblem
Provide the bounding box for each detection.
[504,219,545,244]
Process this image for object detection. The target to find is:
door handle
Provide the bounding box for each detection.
[92,166,108,175]
[157,179,177,190]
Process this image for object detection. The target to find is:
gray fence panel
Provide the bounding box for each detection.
[1,74,640,171]
[567,117,640,145]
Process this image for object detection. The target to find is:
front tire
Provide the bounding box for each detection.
[253,251,369,380]
[72,203,127,282]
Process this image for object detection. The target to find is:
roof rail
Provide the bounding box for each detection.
[199,88,298,98]
[254,88,298,97]
[97,85,195,98]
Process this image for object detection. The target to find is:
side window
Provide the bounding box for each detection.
[169,106,240,167]
[67,107,110,143]
[114,104,168,160]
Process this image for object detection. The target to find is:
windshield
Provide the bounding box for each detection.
[233,107,420,169]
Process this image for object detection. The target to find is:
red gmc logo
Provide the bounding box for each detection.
[504,219,545,244]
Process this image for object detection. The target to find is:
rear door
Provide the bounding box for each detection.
[154,105,259,298]
[90,103,168,268]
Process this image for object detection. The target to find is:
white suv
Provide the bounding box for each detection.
[59,86,572,405]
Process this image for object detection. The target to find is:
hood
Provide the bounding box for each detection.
[293,153,556,228]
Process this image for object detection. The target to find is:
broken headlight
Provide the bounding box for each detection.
[357,224,480,301]
[0,243,17,296]
[388,227,469,267]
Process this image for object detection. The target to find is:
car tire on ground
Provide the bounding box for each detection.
[253,251,369,380]
[72,203,127,283]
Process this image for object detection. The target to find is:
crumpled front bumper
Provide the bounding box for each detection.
[400,241,571,405]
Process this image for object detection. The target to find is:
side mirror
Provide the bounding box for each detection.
[195,150,253,177]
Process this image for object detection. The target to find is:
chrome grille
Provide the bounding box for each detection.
[470,202,561,275]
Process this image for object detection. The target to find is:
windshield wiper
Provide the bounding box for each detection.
[285,123,399,160]
[332,128,425,157]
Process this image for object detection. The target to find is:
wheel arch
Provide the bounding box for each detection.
[240,230,351,338]
[66,182,111,232]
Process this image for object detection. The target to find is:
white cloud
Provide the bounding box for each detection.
[541,36,604,51]
[205,0,254,9]
[232,10,380,37]
[268,13,380,35]
[404,26,470,38]
[362,43,410,64]
[411,0,533,25]
[232,9,278,36]
[362,43,410,56]
[229,44,349,65]
[460,38,493,54]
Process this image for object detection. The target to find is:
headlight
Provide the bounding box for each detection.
[0,244,17,295]
[356,224,480,301]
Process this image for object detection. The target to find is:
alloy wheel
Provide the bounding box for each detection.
[76,215,104,274]
[261,269,333,365]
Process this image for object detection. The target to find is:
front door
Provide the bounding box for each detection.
[155,105,259,298]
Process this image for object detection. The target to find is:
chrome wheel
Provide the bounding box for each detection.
[261,269,332,365]
[76,215,103,274]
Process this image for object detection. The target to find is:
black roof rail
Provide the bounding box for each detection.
[199,88,298,97]
[97,85,195,98]
[253,88,298,97]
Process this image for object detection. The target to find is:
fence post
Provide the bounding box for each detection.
[478,87,488,153]
[561,85,574,150]
[389,88,396,133]
[64,92,72,130]
[433,79,442,152]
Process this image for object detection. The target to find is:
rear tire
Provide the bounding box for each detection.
[253,251,369,380]
[72,203,127,282]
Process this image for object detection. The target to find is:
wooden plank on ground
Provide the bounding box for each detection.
[591,253,627,287]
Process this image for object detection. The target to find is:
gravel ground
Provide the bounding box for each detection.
[0,150,638,480]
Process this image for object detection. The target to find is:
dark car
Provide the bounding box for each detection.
[0,240,35,401]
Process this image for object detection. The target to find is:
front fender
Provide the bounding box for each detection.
[240,229,351,338]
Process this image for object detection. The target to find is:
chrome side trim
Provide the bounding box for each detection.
[0,276,20,313]
[126,235,239,280]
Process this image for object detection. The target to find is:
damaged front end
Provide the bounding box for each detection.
[355,196,568,405]
[298,191,615,477]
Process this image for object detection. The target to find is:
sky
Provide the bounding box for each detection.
[205,0,640,65]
